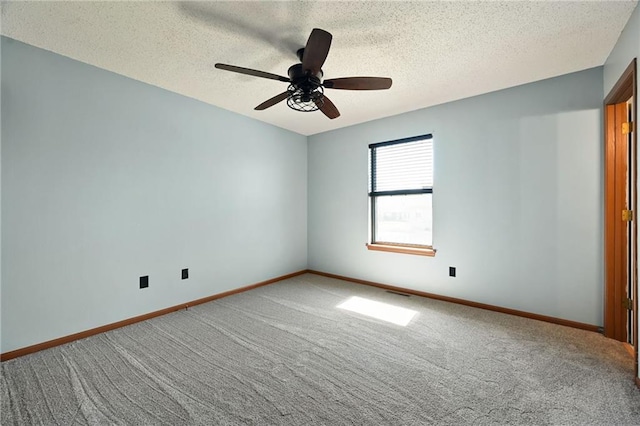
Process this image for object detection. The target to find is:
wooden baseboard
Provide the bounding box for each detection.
[623,342,636,358]
[635,376,640,389]
[2,269,602,361]
[307,270,600,333]
[0,270,307,362]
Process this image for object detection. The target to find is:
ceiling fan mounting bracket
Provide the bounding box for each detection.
[296,48,305,62]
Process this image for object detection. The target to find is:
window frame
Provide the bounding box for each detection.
[367,134,436,257]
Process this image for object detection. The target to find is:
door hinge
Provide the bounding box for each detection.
[622,209,634,221]
[623,298,633,310]
[622,122,634,135]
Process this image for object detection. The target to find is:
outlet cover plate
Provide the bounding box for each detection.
[140,275,149,289]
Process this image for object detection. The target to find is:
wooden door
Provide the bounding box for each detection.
[604,101,633,342]
[604,59,637,381]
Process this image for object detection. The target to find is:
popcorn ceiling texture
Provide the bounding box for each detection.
[1,1,636,135]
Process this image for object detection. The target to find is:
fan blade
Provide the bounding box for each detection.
[324,77,392,90]
[215,63,290,83]
[255,92,290,110]
[315,95,340,119]
[302,29,332,75]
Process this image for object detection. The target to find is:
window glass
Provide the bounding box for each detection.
[374,193,432,246]
[369,135,433,247]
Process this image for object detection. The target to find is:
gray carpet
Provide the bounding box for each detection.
[2,273,639,425]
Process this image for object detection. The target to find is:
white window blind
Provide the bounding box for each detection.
[370,136,433,194]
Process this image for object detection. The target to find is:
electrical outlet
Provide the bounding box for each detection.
[449,267,456,277]
[140,275,149,289]
[182,268,189,280]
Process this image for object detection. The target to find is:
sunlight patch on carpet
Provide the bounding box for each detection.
[337,296,417,326]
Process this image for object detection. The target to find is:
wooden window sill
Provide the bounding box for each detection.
[366,243,436,257]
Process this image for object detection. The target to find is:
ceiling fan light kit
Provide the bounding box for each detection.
[215,28,392,120]
[286,83,324,113]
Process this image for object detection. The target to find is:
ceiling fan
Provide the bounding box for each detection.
[215,28,392,119]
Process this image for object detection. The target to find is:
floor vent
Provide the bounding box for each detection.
[386,290,410,297]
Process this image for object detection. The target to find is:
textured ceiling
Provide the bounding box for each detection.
[1,1,637,136]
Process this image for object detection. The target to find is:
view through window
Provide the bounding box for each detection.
[369,135,433,247]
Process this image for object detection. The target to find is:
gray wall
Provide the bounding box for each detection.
[603,3,639,96]
[1,38,307,353]
[308,67,604,326]
[0,40,3,353]
[603,2,639,379]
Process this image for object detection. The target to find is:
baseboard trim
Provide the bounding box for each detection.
[635,376,640,389]
[1,270,307,362]
[308,270,600,333]
[623,342,636,358]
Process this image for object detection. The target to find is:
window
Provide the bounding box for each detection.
[368,134,435,256]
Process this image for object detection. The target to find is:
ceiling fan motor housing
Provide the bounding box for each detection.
[287,63,323,91]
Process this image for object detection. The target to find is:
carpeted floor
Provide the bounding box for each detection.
[2,273,639,425]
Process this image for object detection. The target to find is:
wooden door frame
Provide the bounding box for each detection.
[604,58,637,379]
